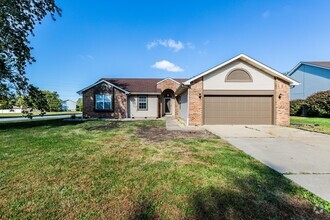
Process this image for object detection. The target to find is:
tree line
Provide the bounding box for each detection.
[0,91,83,112]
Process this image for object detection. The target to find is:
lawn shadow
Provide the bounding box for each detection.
[129,196,159,220]
[0,119,86,130]
[190,164,327,220]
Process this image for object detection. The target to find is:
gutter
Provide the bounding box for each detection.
[174,84,189,96]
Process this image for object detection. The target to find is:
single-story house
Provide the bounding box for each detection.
[0,106,22,114]
[287,61,330,100]
[61,100,77,111]
[77,54,298,126]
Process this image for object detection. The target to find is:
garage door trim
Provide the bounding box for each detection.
[203,90,274,95]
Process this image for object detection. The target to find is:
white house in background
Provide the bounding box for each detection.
[0,106,22,114]
[61,100,76,111]
[287,62,330,100]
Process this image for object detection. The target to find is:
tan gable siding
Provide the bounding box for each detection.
[203,61,274,91]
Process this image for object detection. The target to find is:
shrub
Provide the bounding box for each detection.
[290,99,306,116]
[306,90,330,117]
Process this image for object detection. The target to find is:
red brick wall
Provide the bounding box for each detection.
[274,78,290,126]
[156,79,181,117]
[188,78,203,125]
[82,83,127,119]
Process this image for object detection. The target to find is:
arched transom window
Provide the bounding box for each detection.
[225,69,253,82]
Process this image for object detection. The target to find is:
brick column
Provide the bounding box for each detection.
[275,78,290,126]
[188,78,203,125]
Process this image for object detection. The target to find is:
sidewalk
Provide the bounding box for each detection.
[165,116,202,131]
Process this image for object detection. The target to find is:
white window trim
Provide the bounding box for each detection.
[95,94,113,110]
[137,95,148,111]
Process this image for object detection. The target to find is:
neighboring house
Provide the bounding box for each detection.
[0,106,22,114]
[61,100,77,111]
[77,54,298,126]
[287,62,330,100]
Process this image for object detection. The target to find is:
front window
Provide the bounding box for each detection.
[95,94,112,110]
[138,95,148,110]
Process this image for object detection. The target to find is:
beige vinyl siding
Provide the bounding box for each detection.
[128,95,158,118]
[203,61,275,90]
[178,90,188,123]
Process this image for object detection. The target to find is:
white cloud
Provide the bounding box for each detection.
[262,10,271,18]
[146,41,157,50]
[147,39,184,52]
[151,60,184,72]
[186,42,195,49]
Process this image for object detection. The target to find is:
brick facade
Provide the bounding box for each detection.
[83,82,127,118]
[156,79,181,117]
[274,78,290,126]
[188,78,203,125]
[156,79,180,92]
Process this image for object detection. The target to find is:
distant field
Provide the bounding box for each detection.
[0,111,81,118]
[291,116,330,135]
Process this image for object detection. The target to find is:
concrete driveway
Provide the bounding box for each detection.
[204,125,330,202]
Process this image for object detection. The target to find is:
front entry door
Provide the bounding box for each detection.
[164,98,171,114]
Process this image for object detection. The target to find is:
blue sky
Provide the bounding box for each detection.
[26,0,330,101]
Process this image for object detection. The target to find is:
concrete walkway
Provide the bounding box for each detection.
[204,125,330,202]
[165,116,202,131]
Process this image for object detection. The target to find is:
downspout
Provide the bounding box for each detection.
[126,93,130,118]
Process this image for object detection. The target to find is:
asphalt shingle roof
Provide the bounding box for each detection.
[101,78,187,93]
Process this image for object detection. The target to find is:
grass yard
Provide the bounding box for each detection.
[0,111,81,118]
[0,119,329,219]
[291,116,330,135]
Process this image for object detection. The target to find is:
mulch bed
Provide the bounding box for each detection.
[135,126,217,142]
[84,122,119,131]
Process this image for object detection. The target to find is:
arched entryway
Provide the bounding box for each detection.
[161,89,175,116]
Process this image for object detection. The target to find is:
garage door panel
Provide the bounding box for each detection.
[204,95,273,125]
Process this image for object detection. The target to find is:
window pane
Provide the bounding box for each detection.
[104,102,111,109]
[138,96,147,110]
[96,94,104,102]
[104,94,111,102]
[96,102,103,110]
[139,103,146,109]
[139,96,146,102]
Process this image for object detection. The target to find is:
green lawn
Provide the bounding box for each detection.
[0,120,329,219]
[291,116,330,135]
[0,111,81,118]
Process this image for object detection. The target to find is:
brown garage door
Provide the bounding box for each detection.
[204,95,273,125]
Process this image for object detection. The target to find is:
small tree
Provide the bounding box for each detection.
[0,95,16,109]
[290,99,306,116]
[22,85,48,118]
[76,98,82,111]
[306,90,330,117]
[42,90,62,112]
